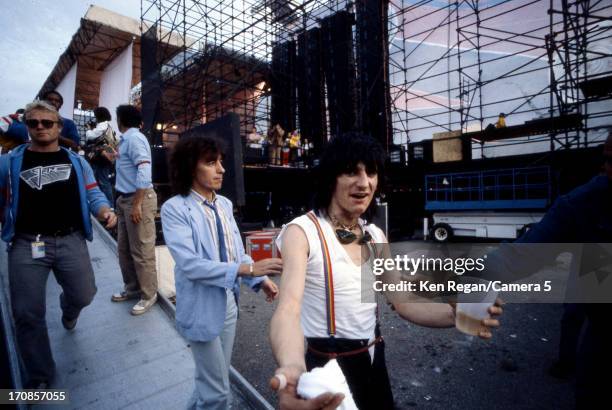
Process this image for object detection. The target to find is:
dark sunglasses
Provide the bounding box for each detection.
[25,119,58,129]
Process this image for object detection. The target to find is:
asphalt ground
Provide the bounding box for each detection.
[233,280,575,409]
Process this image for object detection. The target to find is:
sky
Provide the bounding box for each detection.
[0,0,141,115]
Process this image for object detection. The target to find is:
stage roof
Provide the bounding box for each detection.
[37,5,184,110]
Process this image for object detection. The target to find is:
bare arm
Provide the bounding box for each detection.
[375,234,456,328]
[376,237,501,335]
[270,224,309,375]
[269,224,344,409]
[393,299,455,327]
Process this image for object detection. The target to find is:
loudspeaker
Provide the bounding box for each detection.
[297,28,327,155]
[372,202,389,238]
[180,113,245,206]
[321,11,358,137]
[141,23,162,143]
[271,40,297,132]
[151,146,169,184]
[355,0,392,150]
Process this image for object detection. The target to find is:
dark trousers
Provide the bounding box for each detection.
[92,161,114,204]
[306,335,394,410]
[575,305,610,409]
[8,232,97,384]
[558,303,586,364]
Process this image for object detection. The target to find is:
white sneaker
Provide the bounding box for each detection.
[111,290,141,302]
[131,295,157,316]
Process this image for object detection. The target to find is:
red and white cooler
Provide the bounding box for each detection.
[245,229,281,261]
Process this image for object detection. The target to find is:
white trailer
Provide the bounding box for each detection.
[429,212,545,242]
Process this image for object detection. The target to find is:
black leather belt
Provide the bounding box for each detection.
[20,227,81,237]
[116,191,135,198]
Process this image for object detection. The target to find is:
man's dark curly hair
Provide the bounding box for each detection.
[169,136,223,196]
[116,105,142,128]
[313,132,386,220]
[93,107,112,123]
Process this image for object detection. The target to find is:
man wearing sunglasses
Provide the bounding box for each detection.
[42,90,81,150]
[0,101,117,389]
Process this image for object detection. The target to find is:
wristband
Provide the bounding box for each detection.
[249,263,254,277]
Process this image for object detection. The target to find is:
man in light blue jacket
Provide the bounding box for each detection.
[161,135,281,410]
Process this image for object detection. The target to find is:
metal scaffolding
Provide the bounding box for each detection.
[140,0,612,158]
[140,0,354,146]
[546,0,612,149]
[388,0,611,158]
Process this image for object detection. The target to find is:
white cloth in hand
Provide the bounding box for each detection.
[296,359,358,410]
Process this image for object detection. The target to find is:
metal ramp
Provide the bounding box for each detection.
[0,221,271,410]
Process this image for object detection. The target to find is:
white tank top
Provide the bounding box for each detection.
[276,212,385,340]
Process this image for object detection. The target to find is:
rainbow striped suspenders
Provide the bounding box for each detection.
[306,211,337,336]
[306,211,382,338]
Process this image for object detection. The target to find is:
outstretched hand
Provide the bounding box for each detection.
[477,297,503,339]
[270,366,345,410]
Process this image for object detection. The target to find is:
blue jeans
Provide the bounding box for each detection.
[92,162,114,204]
[187,289,238,410]
[8,232,97,384]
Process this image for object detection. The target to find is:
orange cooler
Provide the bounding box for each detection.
[245,229,281,261]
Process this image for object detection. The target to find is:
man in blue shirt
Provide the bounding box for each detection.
[110,105,159,315]
[42,90,81,149]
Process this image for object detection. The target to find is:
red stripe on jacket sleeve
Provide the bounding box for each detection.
[86,182,98,190]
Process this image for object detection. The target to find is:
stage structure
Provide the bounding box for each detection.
[388,0,611,159]
[140,0,396,155]
[141,0,610,162]
[546,0,612,149]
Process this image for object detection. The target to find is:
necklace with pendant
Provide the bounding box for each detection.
[329,214,371,245]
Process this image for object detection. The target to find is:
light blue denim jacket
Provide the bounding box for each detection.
[0,144,110,243]
[161,193,264,342]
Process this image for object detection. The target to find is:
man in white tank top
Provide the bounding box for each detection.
[269,133,503,409]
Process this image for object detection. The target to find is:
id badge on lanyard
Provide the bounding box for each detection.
[31,234,45,259]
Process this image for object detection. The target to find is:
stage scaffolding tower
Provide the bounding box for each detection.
[546,0,612,150]
[140,1,610,157]
[140,0,356,146]
[388,0,611,159]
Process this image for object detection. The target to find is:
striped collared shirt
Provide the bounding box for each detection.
[190,189,237,263]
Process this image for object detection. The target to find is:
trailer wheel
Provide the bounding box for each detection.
[431,223,453,243]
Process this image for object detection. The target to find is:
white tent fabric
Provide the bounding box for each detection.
[55,63,77,120]
[99,42,133,131]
